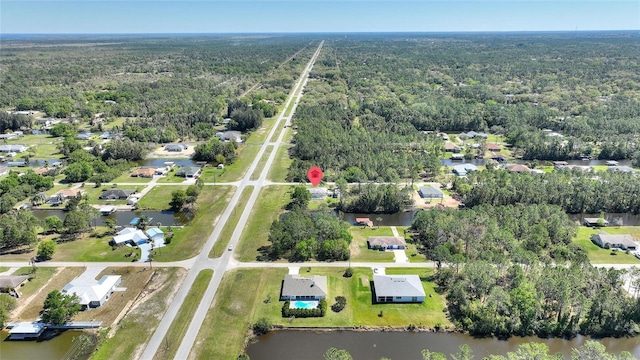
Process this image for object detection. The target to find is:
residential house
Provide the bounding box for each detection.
[0,144,27,153]
[131,168,156,178]
[76,132,92,141]
[462,131,488,139]
[50,188,85,203]
[0,275,29,296]
[280,274,327,301]
[608,166,636,174]
[145,227,164,242]
[444,142,461,153]
[452,164,478,177]
[367,236,407,250]
[155,167,169,175]
[218,131,242,143]
[308,187,328,199]
[62,275,122,309]
[505,164,532,173]
[418,186,444,199]
[99,189,134,200]
[487,143,501,152]
[592,232,639,251]
[164,144,188,152]
[33,168,49,176]
[110,227,148,246]
[373,274,426,303]
[176,166,201,178]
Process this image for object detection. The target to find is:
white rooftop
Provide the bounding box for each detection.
[62,275,121,307]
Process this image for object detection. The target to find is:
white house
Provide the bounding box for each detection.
[0,144,27,153]
[373,274,425,303]
[280,274,327,301]
[110,227,148,246]
[62,275,122,309]
[145,227,164,242]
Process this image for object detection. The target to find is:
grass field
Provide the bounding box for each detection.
[153,186,233,262]
[245,116,277,144]
[110,173,153,184]
[103,117,131,130]
[250,146,273,180]
[156,170,188,183]
[16,267,85,320]
[92,267,186,360]
[199,144,262,183]
[15,144,64,160]
[573,226,640,264]
[137,185,187,211]
[189,267,450,359]
[153,269,213,360]
[13,267,58,300]
[236,186,292,261]
[210,186,253,258]
[349,227,395,262]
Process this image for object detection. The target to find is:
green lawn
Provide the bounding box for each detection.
[153,186,234,262]
[349,226,395,262]
[245,116,277,144]
[210,186,253,258]
[153,269,213,360]
[157,169,188,183]
[190,266,451,359]
[15,144,64,160]
[267,146,293,182]
[0,267,9,274]
[573,226,640,264]
[250,146,273,181]
[14,267,58,299]
[82,185,141,205]
[592,165,609,172]
[6,134,59,146]
[308,196,339,210]
[110,173,153,184]
[102,117,131,130]
[137,185,187,211]
[236,185,292,261]
[92,268,185,360]
[199,144,261,183]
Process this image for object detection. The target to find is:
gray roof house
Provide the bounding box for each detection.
[0,275,29,294]
[368,236,407,250]
[99,189,134,200]
[418,186,444,199]
[452,164,478,177]
[592,232,638,251]
[281,274,327,301]
[608,166,636,174]
[176,166,202,178]
[218,131,242,143]
[308,187,328,199]
[0,144,27,153]
[373,274,425,303]
[164,144,188,152]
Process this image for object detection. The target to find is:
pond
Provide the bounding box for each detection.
[31,209,190,227]
[338,211,417,227]
[0,330,91,360]
[568,213,640,227]
[136,158,198,168]
[246,331,640,359]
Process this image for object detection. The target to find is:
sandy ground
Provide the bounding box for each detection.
[411,187,460,210]
[149,146,196,158]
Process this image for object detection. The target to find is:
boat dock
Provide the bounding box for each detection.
[6,321,102,340]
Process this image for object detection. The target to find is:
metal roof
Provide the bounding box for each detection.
[281,274,327,298]
[373,275,425,298]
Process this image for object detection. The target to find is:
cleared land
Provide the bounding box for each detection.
[92,267,186,360]
[210,186,254,258]
[236,185,292,261]
[110,173,154,184]
[137,185,187,211]
[266,144,292,183]
[153,269,213,360]
[154,186,234,262]
[573,226,640,264]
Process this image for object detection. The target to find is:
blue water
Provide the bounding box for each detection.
[291,300,318,309]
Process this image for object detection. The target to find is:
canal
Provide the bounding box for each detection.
[0,330,91,360]
[31,209,191,227]
[246,331,640,359]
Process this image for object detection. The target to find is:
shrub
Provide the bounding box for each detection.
[282,299,327,318]
[343,268,353,278]
[331,296,347,313]
[252,317,272,335]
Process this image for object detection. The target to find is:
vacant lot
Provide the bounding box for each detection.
[267,144,293,182]
[137,185,187,211]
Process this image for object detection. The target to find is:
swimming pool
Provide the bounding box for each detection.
[290,300,318,309]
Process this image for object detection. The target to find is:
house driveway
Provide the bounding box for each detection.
[288,267,300,275]
[138,238,166,262]
[393,250,409,263]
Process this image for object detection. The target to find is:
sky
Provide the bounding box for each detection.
[1,1,639,34]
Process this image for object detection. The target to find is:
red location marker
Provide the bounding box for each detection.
[307,166,323,187]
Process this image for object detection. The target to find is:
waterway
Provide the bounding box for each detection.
[246,331,640,359]
[568,213,640,227]
[31,209,190,227]
[0,330,90,360]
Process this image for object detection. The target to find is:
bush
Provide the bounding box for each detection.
[253,317,272,335]
[343,268,353,278]
[331,296,347,313]
[282,299,327,318]
[37,239,56,261]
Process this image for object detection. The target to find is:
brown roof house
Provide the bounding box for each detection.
[368,236,407,250]
[487,143,501,152]
[131,168,156,178]
[505,164,532,173]
[444,141,461,153]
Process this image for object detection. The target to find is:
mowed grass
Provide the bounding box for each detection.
[573,226,640,264]
[236,185,292,261]
[191,267,450,359]
[13,267,58,299]
[92,267,186,360]
[189,268,286,360]
[210,186,253,258]
[110,173,153,184]
[15,144,64,160]
[249,146,273,180]
[153,186,233,262]
[74,267,155,327]
[199,144,262,183]
[153,269,213,360]
[349,226,395,262]
[137,185,187,211]
[16,267,86,320]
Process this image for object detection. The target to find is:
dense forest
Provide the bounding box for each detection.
[453,168,640,214]
[411,204,640,338]
[288,33,640,182]
[0,35,318,139]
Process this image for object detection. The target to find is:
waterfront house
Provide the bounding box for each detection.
[145,227,164,242]
[367,236,407,250]
[418,186,444,199]
[452,164,478,177]
[0,275,29,296]
[110,227,148,246]
[0,144,27,153]
[583,218,609,227]
[280,274,327,301]
[592,232,638,251]
[505,164,532,173]
[131,167,156,178]
[444,142,461,153]
[373,275,425,303]
[62,275,122,309]
[487,143,501,151]
[164,144,188,152]
[176,166,201,178]
[99,189,134,200]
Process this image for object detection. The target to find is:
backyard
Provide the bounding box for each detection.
[573,226,640,264]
